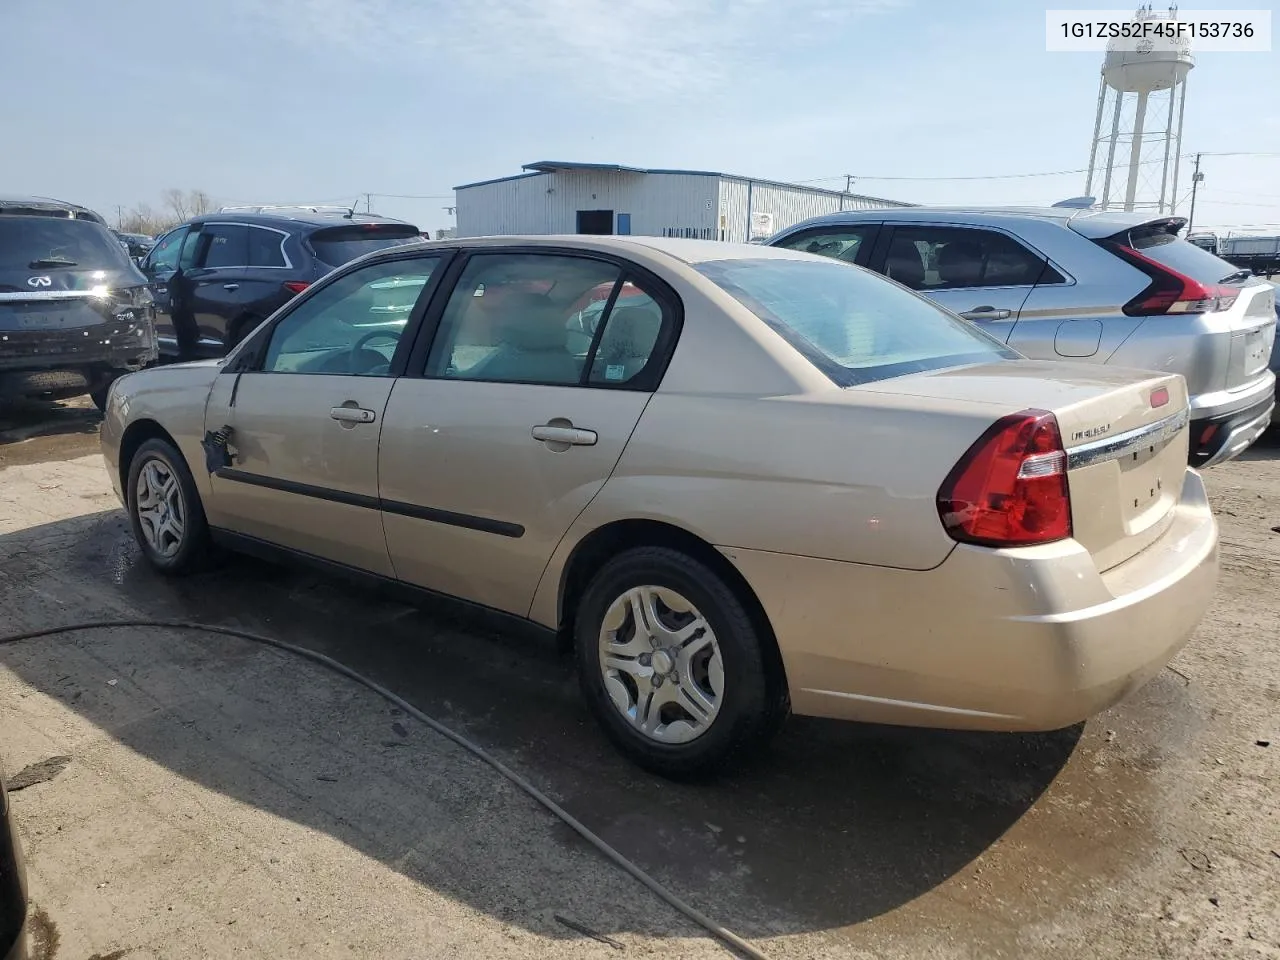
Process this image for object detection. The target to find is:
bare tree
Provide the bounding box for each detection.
[161,188,191,222]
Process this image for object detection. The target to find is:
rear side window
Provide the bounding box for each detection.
[1112,226,1244,284]
[0,217,133,271]
[201,224,249,268]
[308,225,422,267]
[696,257,1017,387]
[884,226,1058,290]
[248,226,288,267]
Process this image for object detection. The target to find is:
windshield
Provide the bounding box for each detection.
[0,216,134,271]
[1124,227,1247,284]
[308,225,423,267]
[695,257,1017,386]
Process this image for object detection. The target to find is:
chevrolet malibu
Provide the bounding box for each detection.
[100,236,1218,777]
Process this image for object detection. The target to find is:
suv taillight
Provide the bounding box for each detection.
[283,281,310,295]
[937,410,1071,547]
[1106,243,1239,316]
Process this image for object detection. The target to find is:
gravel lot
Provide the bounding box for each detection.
[1,398,1277,960]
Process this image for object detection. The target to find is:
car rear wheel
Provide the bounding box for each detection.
[126,438,212,574]
[574,546,785,778]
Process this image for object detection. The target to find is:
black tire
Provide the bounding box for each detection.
[89,376,118,412]
[125,437,213,575]
[574,546,786,779]
[225,315,260,352]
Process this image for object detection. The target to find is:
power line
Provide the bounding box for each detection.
[795,151,1280,185]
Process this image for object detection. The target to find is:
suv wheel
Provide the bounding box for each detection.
[574,546,785,778]
[126,438,212,574]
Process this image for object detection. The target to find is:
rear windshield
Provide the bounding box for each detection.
[308,225,422,266]
[696,258,1017,387]
[1116,226,1245,284]
[0,216,134,271]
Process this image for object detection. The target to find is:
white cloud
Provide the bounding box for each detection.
[240,0,909,101]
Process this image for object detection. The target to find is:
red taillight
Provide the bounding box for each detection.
[1107,243,1239,316]
[283,281,310,295]
[937,409,1071,547]
[1150,386,1170,408]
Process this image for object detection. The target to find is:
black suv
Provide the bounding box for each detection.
[0,196,158,409]
[139,207,422,359]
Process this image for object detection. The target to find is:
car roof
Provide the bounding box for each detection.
[0,195,107,223]
[773,205,1184,240]
[408,234,820,265]
[188,210,417,230]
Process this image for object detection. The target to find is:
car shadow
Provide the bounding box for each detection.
[0,397,101,466]
[0,510,1108,944]
[1239,425,1280,462]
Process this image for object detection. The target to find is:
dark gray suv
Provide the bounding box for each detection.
[140,206,422,361]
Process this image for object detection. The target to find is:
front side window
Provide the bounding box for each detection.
[884,226,1052,291]
[146,227,188,273]
[696,257,1017,387]
[201,224,250,268]
[248,226,288,267]
[261,256,443,376]
[774,227,875,265]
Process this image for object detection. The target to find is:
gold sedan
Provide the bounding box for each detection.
[100,236,1218,777]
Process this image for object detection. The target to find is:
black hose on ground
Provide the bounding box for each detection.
[0,619,772,960]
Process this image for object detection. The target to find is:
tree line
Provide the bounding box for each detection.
[113,189,216,236]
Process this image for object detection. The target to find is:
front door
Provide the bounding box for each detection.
[141,225,188,347]
[872,225,1050,343]
[378,250,675,616]
[202,252,447,575]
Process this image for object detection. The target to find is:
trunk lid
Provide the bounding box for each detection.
[860,359,1190,571]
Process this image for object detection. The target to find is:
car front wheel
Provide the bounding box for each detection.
[575,546,785,778]
[126,438,212,574]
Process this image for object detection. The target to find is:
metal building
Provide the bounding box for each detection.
[454,161,912,241]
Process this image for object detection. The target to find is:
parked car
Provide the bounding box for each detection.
[0,195,158,409]
[768,209,1276,468]
[113,231,155,259]
[101,236,1217,777]
[1270,281,1279,405]
[138,208,423,361]
[0,771,28,960]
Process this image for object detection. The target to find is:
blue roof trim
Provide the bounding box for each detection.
[453,171,545,190]
[454,162,912,207]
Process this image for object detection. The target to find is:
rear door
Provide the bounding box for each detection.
[187,222,254,346]
[378,249,678,616]
[870,224,1050,343]
[202,250,449,574]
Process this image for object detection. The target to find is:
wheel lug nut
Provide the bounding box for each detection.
[639,652,652,666]
[652,675,663,688]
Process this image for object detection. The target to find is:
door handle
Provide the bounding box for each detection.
[959,305,1012,321]
[223,283,240,291]
[330,406,377,424]
[532,424,597,446]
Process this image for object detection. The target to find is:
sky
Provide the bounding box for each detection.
[2,0,1277,237]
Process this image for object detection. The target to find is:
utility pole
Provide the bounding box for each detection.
[364,193,373,214]
[1187,153,1204,232]
[841,174,854,211]
[114,205,124,229]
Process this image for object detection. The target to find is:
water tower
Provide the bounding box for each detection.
[1084,4,1194,214]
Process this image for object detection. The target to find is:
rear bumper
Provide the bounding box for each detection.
[1191,390,1274,468]
[725,467,1218,731]
[0,323,157,397]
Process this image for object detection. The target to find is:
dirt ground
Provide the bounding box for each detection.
[0,397,1277,960]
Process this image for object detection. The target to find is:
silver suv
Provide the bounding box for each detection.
[768,208,1277,467]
